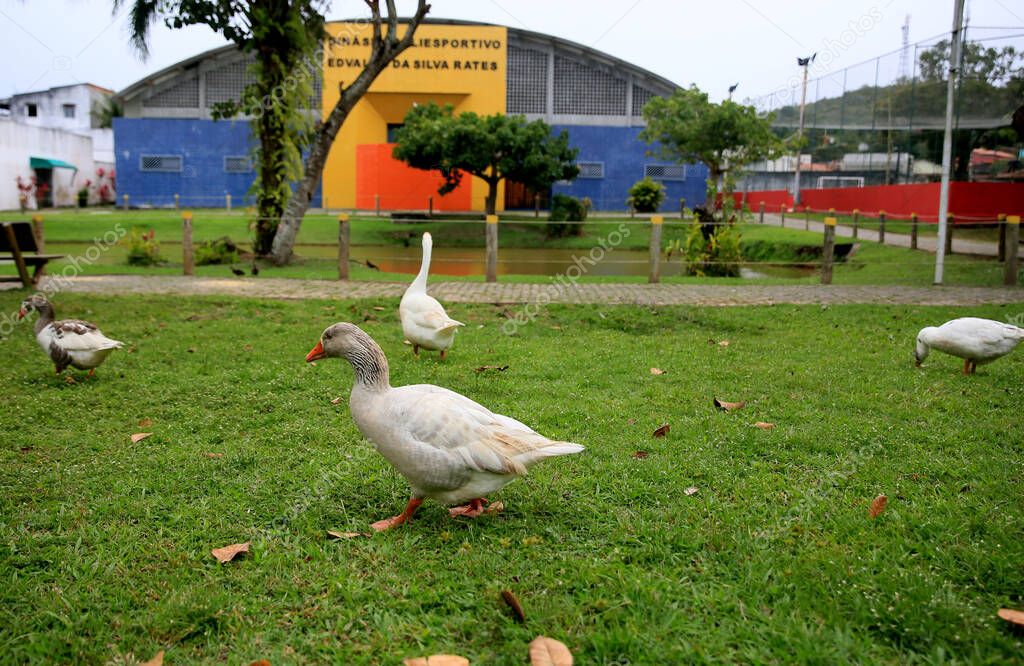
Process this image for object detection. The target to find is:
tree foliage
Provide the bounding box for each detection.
[392,103,579,215]
[640,87,784,188]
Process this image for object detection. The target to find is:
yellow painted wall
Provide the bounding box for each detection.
[322,22,508,211]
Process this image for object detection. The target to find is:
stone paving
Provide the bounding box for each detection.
[23,274,1024,306]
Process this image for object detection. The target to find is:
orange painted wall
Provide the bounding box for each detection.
[355,144,470,211]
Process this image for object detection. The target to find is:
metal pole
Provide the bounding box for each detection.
[935,0,966,285]
[793,59,811,206]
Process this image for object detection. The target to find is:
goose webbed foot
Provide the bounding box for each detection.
[370,497,422,532]
[449,497,489,518]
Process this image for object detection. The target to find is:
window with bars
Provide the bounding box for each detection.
[507,44,547,114]
[206,60,255,107]
[576,161,605,179]
[145,72,199,108]
[632,84,657,116]
[224,156,251,173]
[140,155,183,172]
[644,164,686,181]
[553,56,627,116]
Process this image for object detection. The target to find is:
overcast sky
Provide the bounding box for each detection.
[2,0,1021,105]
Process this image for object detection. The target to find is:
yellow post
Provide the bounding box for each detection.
[998,213,1007,262]
[485,214,498,283]
[910,212,919,250]
[338,213,350,281]
[821,216,837,285]
[1005,215,1020,287]
[851,208,860,239]
[878,210,886,245]
[649,215,664,283]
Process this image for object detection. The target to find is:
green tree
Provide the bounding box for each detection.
[392,103,579,216]
[640,86,784,209]
[117,0,429,261]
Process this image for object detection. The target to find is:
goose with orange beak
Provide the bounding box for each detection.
[306,322,583,531]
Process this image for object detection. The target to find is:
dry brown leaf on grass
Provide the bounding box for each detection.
[529,636,573,666]
[868,495,888,519]
[649,367,666,375]
[131,433,153,444]
[203,452,223,459]
[652,423,670,438]
[632,450,649,459]
[684,487,699,496]
[713,398,746,412]
[138,418,153,428]
[997,608,1024,627]
[372,306,386,311]
[248,661,271,666]
[211,541,250,563]
[403,656,470,666]
[326,530,370,539]
[718,340,730,347]
[330,396,344,405]
[755,422,776,430]
[141,651,164,666]
[484,500,505,514]
[501,589,526,623]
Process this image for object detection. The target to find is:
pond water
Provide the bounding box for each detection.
[295,244,817,279]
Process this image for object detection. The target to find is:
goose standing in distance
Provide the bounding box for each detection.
[399,232,463,360]
[18,295,124,379]
[306,323,584,531]
[915,317,1024,374]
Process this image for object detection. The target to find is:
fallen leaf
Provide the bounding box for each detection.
[718,340,730,347]
[632,450,649,459]
[484,500,505,514]
[330,396,344,405]
[138,418,153,428]
[243,344,253,352]
[372,306,386,311]
[997,608,1024,627]
[211,541,250,563]
[403,656,470,666]
[248,661,270,666]
[187,347,196,353]
[755,422,776,430]
[652,423,670,438]
[327,530,369,539]
[650,367,666,375]
[203,452,223,458]
[475,365,510,372]
[684,486,699,496]
[19,446,33,453]
[868,494,888,519]
[131,433,153,444]
[141,651,165,666]
[627,418,635,425]
[713,398,746,411]
[529,636,574,666]
[501,589,526,623]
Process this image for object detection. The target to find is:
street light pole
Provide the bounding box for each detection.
[934,0,966,285]
[793,54,816,206]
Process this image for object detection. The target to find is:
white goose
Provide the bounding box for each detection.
[306,323,584,531]
[399,232,463,360]
[915,317,1024,374]
[18,295,123,379]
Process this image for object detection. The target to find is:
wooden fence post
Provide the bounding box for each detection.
[821,215,837,285]
[485,214,498,283]
[428,196,434,217]
[759,201,765,225]
[337,213,350,281]
[945,213,954,256]
[174,193,180,210]
[910,212,918,250]
[780,204,786,228]
[122,193,129,210]
[1005,215,1020,287]
[852,209,859,239]
[679,198,686,219]
[375,194,381,217]
[878,211,886,245]
[804,205,810,231]
[182,211,194,276]
[648,215,664,284]
[998,213,1007,262]
[225,193,232,211]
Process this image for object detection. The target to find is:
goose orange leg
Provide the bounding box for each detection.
[449,497,488,518]
[962,359,971,375]
[371,497,422,532]
[440,349,447,361]
[87,369,96,378]
[412,344,420,357]
[970,360,977,375]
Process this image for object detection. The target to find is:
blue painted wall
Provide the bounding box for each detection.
[114,118,321,209]
[549,124,708,212]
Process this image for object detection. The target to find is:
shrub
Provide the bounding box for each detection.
[547,194,588,238]
[627,177,665,213]
[123,228,163,266]
[77,187,89,208]
[195,236,239,266]
[679,222,743,277]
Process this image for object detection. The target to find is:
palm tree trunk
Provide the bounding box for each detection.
[270,0,429,265]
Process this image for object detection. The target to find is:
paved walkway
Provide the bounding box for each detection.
[761,213,1008,257]
[21,274,1024,306]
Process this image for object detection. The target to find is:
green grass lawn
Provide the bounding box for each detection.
[2,208,1016,286]
[1,293,1023,664]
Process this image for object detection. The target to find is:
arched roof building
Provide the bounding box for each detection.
[115,19,706,211]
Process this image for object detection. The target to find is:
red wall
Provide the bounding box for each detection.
[800,182,1024,222]
[724,189,793,209]
[355,144,471,211]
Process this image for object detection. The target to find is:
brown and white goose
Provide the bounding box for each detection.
[19,295,124,379]
[306,322,584,531]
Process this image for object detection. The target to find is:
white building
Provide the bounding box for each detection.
[0,83,116,164]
